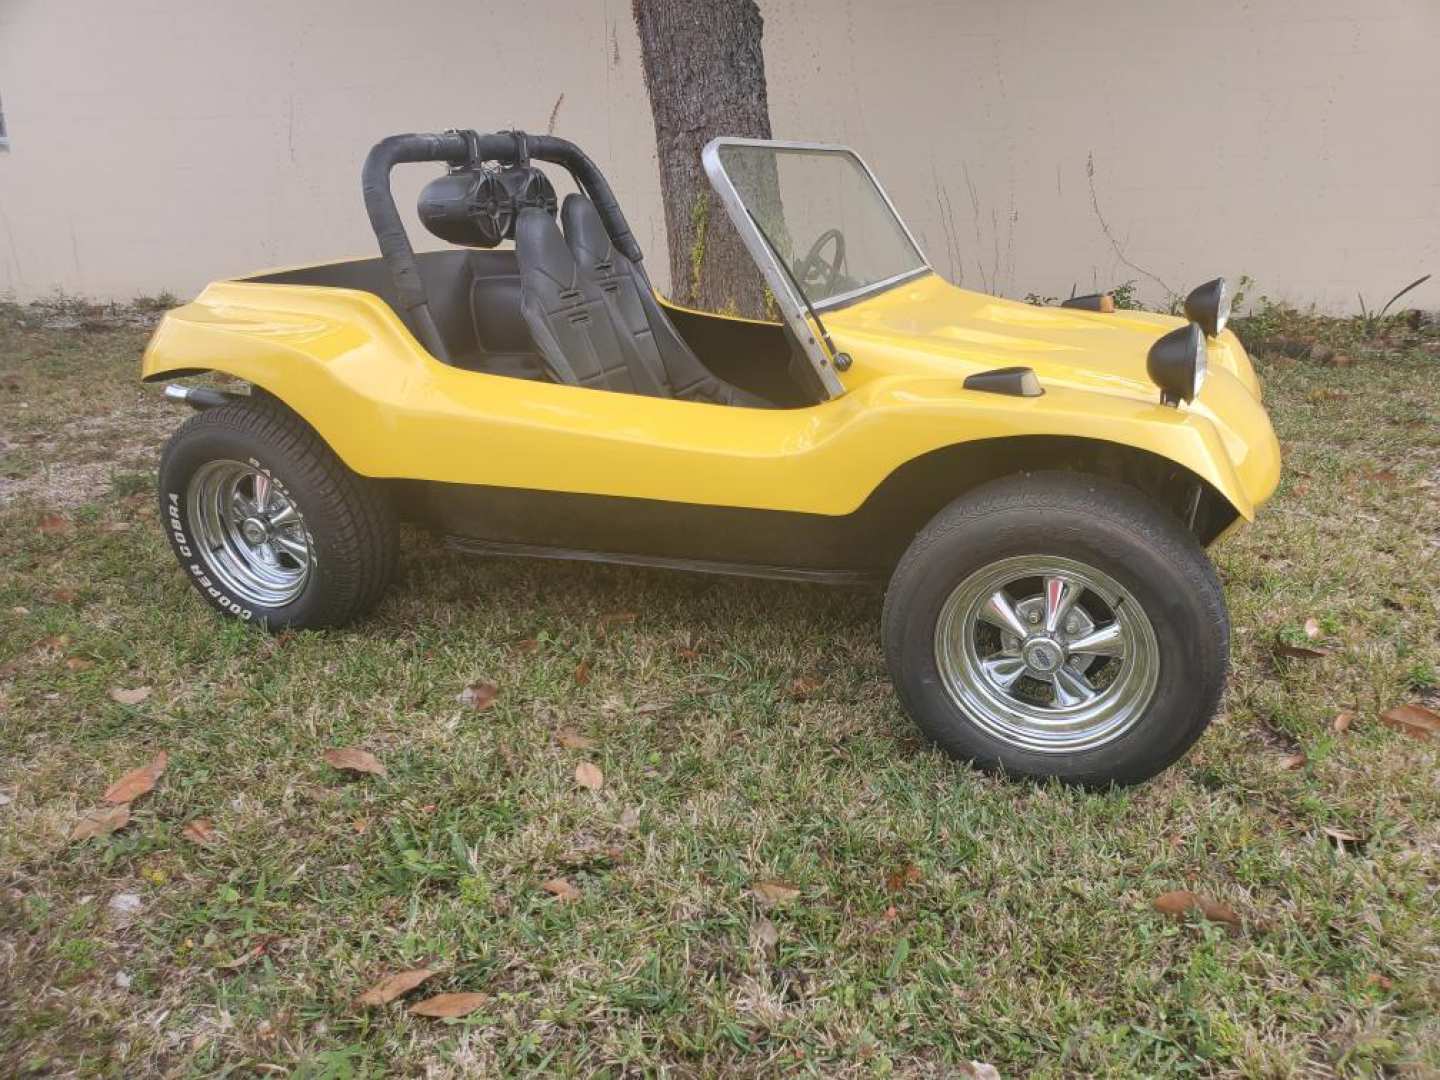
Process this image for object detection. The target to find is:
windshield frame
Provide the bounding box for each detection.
[702,138,932,398]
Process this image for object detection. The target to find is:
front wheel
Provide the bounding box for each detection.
[883,472,1229,786]
[157,396,397,630]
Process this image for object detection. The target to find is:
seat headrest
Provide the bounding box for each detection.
[514,207,578,285]
[561,194,616,268]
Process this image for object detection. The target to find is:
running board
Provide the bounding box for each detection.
[443,536,878,586]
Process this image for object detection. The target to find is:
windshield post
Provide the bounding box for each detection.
[702,138,930,399]
[743,207,848,371]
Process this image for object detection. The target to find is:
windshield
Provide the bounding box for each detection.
[712,142,927,308]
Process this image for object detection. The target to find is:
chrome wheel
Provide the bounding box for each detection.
[186,459,312,607]
[935,555,1159,753]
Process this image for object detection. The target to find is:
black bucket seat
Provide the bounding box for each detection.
[515,200,770,406]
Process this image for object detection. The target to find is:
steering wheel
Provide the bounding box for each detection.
[794,229,847,296]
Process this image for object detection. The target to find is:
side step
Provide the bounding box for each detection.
[443,536,878,587]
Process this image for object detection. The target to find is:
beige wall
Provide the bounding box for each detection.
[1,0,1437,313]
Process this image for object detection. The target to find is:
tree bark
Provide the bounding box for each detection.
[632,0,773,317]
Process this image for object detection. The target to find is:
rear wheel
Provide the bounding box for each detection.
[158,397,397,629]
[883,471,1228,786]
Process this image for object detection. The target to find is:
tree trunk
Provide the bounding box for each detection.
[632,0,774,317]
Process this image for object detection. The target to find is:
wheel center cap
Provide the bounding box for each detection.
[240,517,269,545]
[1022,637,1065,674]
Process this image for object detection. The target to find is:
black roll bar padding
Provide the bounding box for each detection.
[518,134,643,264]
[360,130,644,363]
[361,133,470,362]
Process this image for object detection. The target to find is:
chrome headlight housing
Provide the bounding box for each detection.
[1147,322,1207,406]
[1184,277,1232,337]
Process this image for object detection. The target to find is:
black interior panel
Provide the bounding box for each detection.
[659,302,814,409]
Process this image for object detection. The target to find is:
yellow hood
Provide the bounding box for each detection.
[824,272,1261,403]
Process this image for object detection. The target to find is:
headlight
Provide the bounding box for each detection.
[1184,277,1231,337]
[1147,322,1207,406]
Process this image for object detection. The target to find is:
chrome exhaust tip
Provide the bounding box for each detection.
[162,384,232,410]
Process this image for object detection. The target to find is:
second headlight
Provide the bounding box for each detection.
[1184,277,1232,337]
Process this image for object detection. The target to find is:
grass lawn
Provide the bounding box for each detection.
[1,297,1437,1077]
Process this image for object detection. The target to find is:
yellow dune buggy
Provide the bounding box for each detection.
[142,129,1280,784]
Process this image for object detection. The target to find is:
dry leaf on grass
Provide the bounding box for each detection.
[37,513,71,535]
[574,660,592,686]
[618,806,640,830]
[109,686,152,705]
[71,804,130,842]
[51,588,79,604]
[1274,644,1329,661]
[1333,711,1354,733]
[753,880,801,906]
[322,747,387,778]
[1323,825,1361,846]
[512,638,541,654]
[751,917,779,951]
[64,656,94,672]
[1379,703,1439,741]
[409,992,488,1018]
[1152,890,1241,927]
[103,751,168,804]
[1278,753,1307,771]
[220,940,270,969]
[181,818,216,845]
[786,676,823,700]
[574,762,604,791]
[597,611,637,631]
[456,681,499,709]
[556,729,596,751]
[541,877,581,902]
[1303,617,1321,640]
[959,1063,1002,1080]
[885,864,923,892]
[357,968,436,1006]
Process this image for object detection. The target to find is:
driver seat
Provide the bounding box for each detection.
[514,207,663,395]
[514,200,770,406]
[560,195,770,408]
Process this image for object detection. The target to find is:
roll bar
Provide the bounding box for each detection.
[360,130,642,362]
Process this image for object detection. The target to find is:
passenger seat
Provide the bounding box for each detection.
[561,195,770,408]
[514,208,667,395]
[514,199,771,406]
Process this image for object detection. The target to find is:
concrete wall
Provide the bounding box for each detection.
[1,0,1436,312]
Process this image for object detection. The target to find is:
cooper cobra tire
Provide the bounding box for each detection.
[882,471,1228,786]
[157,396,397,630]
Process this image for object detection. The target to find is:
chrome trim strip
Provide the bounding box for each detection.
[701,138,932,400]
[812,266,933,312]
